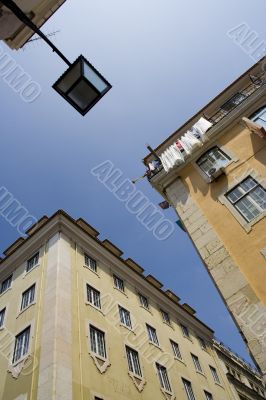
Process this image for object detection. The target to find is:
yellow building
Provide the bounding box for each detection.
[0,210,265,399]
[144,58,266,380]
[0,0,66,49]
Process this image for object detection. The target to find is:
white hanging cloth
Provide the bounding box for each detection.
[160,144,184,173]
[179,131,202,155]
[192,117,213,141]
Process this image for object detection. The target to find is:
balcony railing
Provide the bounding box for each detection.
[147,74,265,181]
[213,338,260,376]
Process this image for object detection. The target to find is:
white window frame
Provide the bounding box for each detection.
[0,307,6,329]
[12,326,31,365]
[180,324,190,339]
[87,284,101,309]
[210,366,221,384]
[156,363,172,393]
[84,254,97,272]
[170,340,182,360]
[219,171,266,232]
[191,353,203,373]
[146,324,160,346]
[126,346,142,377]
[161,309,171,325]
[89,325,107,359]
[182,378,196,400]
[26,252,39,273]
[250,105,266,129]
[20,284,36,312]
[0,274,13,295]
[113,275,125,293]
[204,390,213,400]
[119,305,132,329]
[196,146,231,179]
[139,293,149,310]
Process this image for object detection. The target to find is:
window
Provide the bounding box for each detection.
[210,366,220,384]
[191,354,203,373]
[226,176,266,222]
[113,275,124,292]
[170,340,182,359]
[147,324,159,346]
[84,254,97,272]
[221,92,246,112]
[198,337,207,349]
[13,326,30,363]
[95,398,103,400]
[182,379,195,400]
[139,293,149,309]
[204,391,213,400]
[161,310,170,324]
[89,325,106,358]
[0,308,6,328]
[0,275,12,294]
[26,252,39,273]
[250,105,266,129]
[156,363,172,393]
[119,306,132,328]
[197,146,231,178]
[126,346,142,377]
[21,284,35,311]
[181,324,190,338]
[87,284,101,309]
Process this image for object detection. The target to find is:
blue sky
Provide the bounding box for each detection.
[0,0,265,365]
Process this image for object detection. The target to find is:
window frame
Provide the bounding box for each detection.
[180,324,190,339]
[210,365,221,384]
[139,293,149,310]
[86,284,101,309]
[89,324,107,360]
[0,274,13,295]
[219,171,266,232]
[84,253,97,273]
[146,324,160,346]
[204,390,213,400]
[20,284,36,312]
[156,362,172,393]
[0,307,6,329]
[170,339,182,360]
[250,105,266,129]
[161,309,171,325]
[118,305,132,329]
[182,378,196,400]
[125,345,142,377]
[113,274,125,293]
[12,326,31,365]
[196,146,232,179]
[191,353,203,373]
[26,252,39,273]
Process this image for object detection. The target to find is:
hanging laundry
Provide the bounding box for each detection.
[193,117,213,141]
[179,131,202,155]
[176,140,185,152]
[160,144,184,172]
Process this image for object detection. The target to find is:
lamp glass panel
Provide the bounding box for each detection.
[83,62,108,93]
[56,62,81,93]
[68,80,99,110]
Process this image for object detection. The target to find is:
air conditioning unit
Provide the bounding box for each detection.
[208,167,224,180]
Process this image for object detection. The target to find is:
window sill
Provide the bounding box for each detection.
[83,265,100,277]
[174,357,186,366]
[17,302,36,318]
[23,264,40,278]
[85,301,104,315]
[163,321,174,330]
[0,326,5,331]
[0,286,12,297]
[214,382,224,389]
[140,305,153,314]
[11,353,29,368]
[182,334,193,343]
[119,323,136,335]
[113,286,128,297]
[196,370,206,378]
[149,341,163,351]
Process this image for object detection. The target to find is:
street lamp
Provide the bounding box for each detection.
[1,0,112,115]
